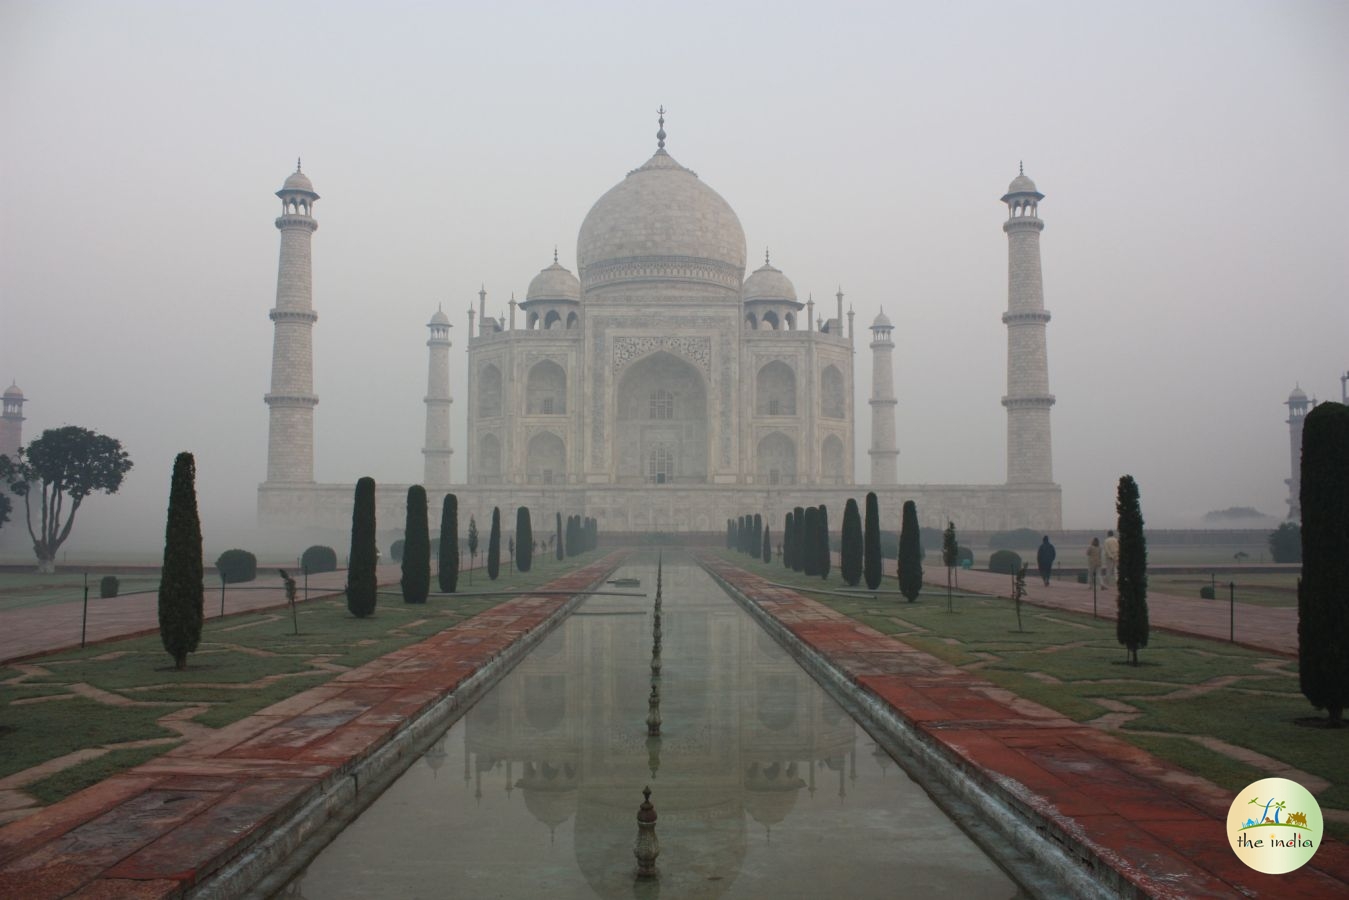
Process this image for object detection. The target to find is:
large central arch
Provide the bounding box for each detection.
[615,350,708,484]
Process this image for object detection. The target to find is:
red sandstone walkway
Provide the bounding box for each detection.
[0,553,625,899]
[702,553,1349,899]
[0,565,404,665]
[935,567,1298,656]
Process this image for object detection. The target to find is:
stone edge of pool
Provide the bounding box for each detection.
[0,552,629,900]
[697,551,1349,900]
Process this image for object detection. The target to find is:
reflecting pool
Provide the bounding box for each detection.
[281,554,1020,898]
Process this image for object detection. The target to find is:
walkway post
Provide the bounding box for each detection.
[1229,581,1235,643]
[1091,578,1097,619]
[220,573,226,619]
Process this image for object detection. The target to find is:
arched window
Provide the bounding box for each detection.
[647,444,673,484]
[762,310,780,331]
[756,361,797,416]
[478,364,502,418]
[543,310,562,330]
[649,389,673,420]
[526,360,566,415]
[566,311,579,329]
[746,312,758,330]
[821,366,845,419]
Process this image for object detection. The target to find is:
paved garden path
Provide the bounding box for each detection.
[0,565,405,665]
[703,553,1349,899]
[941,567,1297,655]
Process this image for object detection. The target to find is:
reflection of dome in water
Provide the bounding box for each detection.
[744,761,806,830]
[517,760,579,832]
[573,789,746,899]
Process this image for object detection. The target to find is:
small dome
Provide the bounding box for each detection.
[280,161,317,196]
[524,260,581,304]
[742,261,798,303]
[1006,173,1038,194]
[871,309,893,329]
[3,382,22,398]
[429,308,450,326]
[1289,385,1308,401]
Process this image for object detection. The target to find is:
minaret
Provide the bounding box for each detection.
[423,307,453,486]
[868,310,898,484]
[0,383,25,461]
[1000,164,1055,484]
[1285,385,1309,520]
[264,160,319,483]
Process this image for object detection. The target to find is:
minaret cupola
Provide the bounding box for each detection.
[742,250,804,331]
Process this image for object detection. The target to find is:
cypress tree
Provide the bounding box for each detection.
[898,500,922,602]
[942,520,958,611]
[726,519,734,549]
[762,523,772,563]
[401,485,430,604]
[517,506,533,572]
[817,504,830,579]
[752,513,762,556]
[803,507,820,576]
[346,477,378,618]
[1298,402,1349,725]
[787,507,798,569]
[159,452,203,670]
[841,498,863,587]
[863,491,881,590]
[783,511,793,569]
[588,516,597,551]
[467,515,479,584]
[734,516,742,553]
[487,506,502,581]
[556,512,564,560]
[438,493,459,593]
[1116,475,1149,666]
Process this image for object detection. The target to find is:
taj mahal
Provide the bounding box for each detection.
[258,113,1061,534]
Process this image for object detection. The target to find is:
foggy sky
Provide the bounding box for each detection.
[2,1,1346,557]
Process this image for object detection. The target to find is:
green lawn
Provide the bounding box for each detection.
[0,551,604,804]
[719,550,1348,840]
[0,574,164,613]
[1148,572,1299,608]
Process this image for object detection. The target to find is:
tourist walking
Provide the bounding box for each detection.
[1086,537,1102,590]
[1103,530,1119,585]
[1036,536,1056,587]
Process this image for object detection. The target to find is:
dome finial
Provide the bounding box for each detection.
[765,247,770,266]
[1019,160,1024,176]
[553,245,558,264]
[656,105,666,151]
[296,157,302,173]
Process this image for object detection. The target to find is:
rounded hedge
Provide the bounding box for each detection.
[988,549,1023,575]
[215,549,257,584]
[390,539,405,563]
[957,545,974,566]
[301,545,337,574]
[99,575,120,598]
[1199,585,1216,600]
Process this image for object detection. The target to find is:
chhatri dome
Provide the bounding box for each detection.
[525,252,582,303]
[742,254,798,302]
[281,159,317,196]
[576,108,747,291]
[1002,162,1042,200]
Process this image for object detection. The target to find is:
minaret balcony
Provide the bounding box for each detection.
[275,215,318,232]
[269,308,319,324]
[1000,395,1056,409]
[264,393,319,408]
[1001,310,1051,325]
[1003,218,1044,234]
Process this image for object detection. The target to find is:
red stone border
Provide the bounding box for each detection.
[0,553,625,899]
[700,552,1349,899]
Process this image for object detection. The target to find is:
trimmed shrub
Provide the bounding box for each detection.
[346,477,378,618]
[762,524,771,563]
[390,539,405,563]
[898,500,922,602]
[1298,401,1349,725]
[401,485,430,604]
[841,498,863,587]
[817,505,830,579]
[1116,474,1149,666]
[516,506,533,572]
[556,512,564,561]
[159,452,203,669]
[863,492,881,590]
[802,507,820,576]
[792,507,806,573]
[438,494,459,593]
[1199,585,1216,599]
[783,512,793,569]
[487,507,501,580]
[1269,522,1301,564]
[100,575,119,598]
[301,545,337,574]
[957,546,974,567]
[215,549,257,584]
[988,549,1022,575]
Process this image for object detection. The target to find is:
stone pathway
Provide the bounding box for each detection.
[0,554,624,899]
[0,565,404,665]
[940,567,1297,656]
[701,553,1349,898]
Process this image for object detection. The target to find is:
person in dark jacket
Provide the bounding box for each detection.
[1036,536,1056,586]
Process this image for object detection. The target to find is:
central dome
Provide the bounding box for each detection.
[577,149,747,291]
